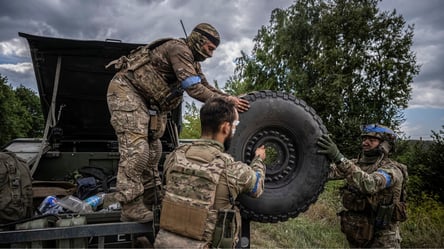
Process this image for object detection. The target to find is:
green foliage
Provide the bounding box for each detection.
[226,0,419,156]
[400,193,444,247]
[251,181,444,248]
[394,126,444,202]
[14,85,44,138]
[0,74,43,147]
[179,101,201,139]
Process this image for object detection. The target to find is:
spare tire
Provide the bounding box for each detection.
[228,90,329,223]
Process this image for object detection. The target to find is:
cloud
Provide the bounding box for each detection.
[0,62,35,89]
[408,83,444,109]
[1,0,443,141]
[0,62,32,73]
[377,0,444,112]
[203,37,255,87]
[0,38,28,57]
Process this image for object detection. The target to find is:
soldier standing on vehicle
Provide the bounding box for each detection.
[105,23,250,222]
[317,124,408,248]
[154,97,266,248]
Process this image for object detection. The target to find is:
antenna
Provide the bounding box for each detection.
[180,19,188,38]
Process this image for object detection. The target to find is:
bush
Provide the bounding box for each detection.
[251,181,444,248]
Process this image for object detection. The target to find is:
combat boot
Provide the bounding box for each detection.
[120,196,153,223]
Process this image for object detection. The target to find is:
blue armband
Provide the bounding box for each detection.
[181,76,201,89]
[377,169,392,188]
[250,171,261,194]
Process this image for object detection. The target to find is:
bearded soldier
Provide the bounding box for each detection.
[317,124,408,248]
[105,23,249,222]
[155,97,266,248]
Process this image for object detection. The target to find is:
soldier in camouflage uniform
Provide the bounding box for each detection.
[317,124,408,248]
[154,97,266,248]
[105,23,250,222]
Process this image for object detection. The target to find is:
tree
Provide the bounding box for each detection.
[0,75,28,146]
[14,85,44,138]
[226,0,419,156]
[0,74,43,147]
[423,127,444,202]
[394,126,444,203]
[179,101,201,139]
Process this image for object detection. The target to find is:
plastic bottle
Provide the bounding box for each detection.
[37,195,58,214]
[57,195,93,213]
[45,204,65,215]
[84,193,106,210]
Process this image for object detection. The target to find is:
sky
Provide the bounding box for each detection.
[0,0,443,140]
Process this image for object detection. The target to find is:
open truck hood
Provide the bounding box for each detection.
[19,32,143,142]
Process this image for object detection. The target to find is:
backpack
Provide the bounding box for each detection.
[159,144,229,242]
[392,161,408,222]
[0,152,33,224]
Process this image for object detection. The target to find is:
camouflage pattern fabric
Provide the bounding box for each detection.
[106,73,163,204]
[154,229,209,249]
[109,38,229,112]
[329,156,406,248]
[155,139,266,248]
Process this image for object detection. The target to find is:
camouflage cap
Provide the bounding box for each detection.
[191,23,220,47]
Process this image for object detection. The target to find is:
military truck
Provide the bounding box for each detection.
[0,33,329,248]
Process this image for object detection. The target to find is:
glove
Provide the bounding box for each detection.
[317,134,345,163]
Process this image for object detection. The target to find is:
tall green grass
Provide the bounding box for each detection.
[250,181,444,248]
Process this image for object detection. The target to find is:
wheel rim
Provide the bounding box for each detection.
[242,127,298,189]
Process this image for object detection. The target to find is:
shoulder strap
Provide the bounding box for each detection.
[147,38,175,50]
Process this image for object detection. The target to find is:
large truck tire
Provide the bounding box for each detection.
[228,90,329,223]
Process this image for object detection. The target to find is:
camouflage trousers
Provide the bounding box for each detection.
[347,223,402,248]
[154,229,209,249]
[107,73,166,205]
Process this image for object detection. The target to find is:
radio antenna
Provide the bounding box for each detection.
[180,19,188,38]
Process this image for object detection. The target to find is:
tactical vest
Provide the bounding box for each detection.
[160,144,229,243]
[339,158,408,246]
[0,152,33,224]
[106,38,183,112]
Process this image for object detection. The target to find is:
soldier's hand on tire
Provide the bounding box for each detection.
[255,145,266,161]
[227,96,250,112]
[317,134,344,163]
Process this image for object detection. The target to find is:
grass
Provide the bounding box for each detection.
[250,181,444,248]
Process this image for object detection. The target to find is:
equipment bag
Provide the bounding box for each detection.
[0,152,33,223]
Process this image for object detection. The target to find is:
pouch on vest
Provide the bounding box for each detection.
[393,201,407,222]
[148,110,167,141]
[107,38,183,112]
[342,188,367,211]
[339,210,374,247]
[0,152,33,224]
[375,203,394,229]
[160,199,208,240]
[212,209,236,248]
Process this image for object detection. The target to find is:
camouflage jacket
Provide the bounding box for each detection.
[329,156,405,209]
[161,139,266,246]
[129,38,228,106]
